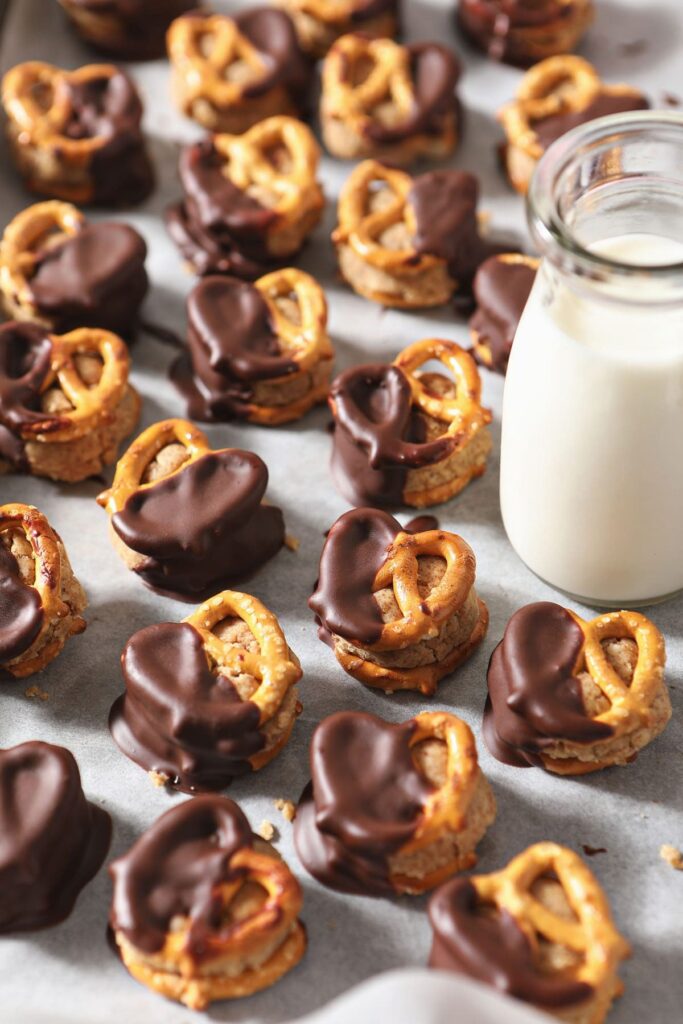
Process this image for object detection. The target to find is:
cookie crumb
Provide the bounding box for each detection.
[274,798,297,822]
[581,844,607,857]
[257,819,277,842]
[660,844,683,870]
[25,684,49,701]
[149,770,169,788]
[285,533,300,552]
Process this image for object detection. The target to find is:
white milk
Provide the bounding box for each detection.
[500,233,683,606]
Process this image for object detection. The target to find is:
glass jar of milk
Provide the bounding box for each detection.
[500,112,683,607]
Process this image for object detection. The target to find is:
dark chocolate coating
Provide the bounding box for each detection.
[0,321,54,470]
[294,711,433,895]
[0,741,111,932]
[62,70,154,206]
[328,362,456,507]
[28,222,148,336]
[350,0,398,19]
[469,256,536,373]
[532,93,650,151]
[171,275,297,421]
[110,795,254,956]
[457,0,573,65]
[231,8,311,106]
[409,170,497,288]
[363,43,460,144]
[483,602,613,768]
[63,0,195,61]
[110,621,264,792]
[111,449,285,596]
[428,877,594,1008]
[0,544,44,663]
[166,139,280,279]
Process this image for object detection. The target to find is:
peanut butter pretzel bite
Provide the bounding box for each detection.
[166,116,324,278]
[458,0,594,66]
[97,418,285,597]
[321,34,461,163]
[276,0,398,58]
[167,8,312,134]
[1,61,154,206]
[0,503,86,678]
[333,160,496,307]
[110,796,306,1010]
[295,710,496,895]
[484,602,671,774]
[0,741,110,931]
[58,0,195,60]
[172,269,333,425]
[0,201,148,336]
[429,842,630,1024]
[310,508,488,695]
[110,589,302,792]
[499,56,649,194]
[329,339,492,508]
[469,253,539,374]
[0,321,140,483]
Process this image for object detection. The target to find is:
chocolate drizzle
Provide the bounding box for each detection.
[111,449,285,596]
[28,222,148,336]
[409,171,497,288]
[363,43,460,144]
[109,796,254,957]
[110,621,264,792]
[62,70,154,206]
[532,93,650,151]
[166,138,279,278]
[428,877,594,1008]
[171,275,297,421]
[294,711,434,895]
[64,0,196,60]
[457,1,572,65]
[0,322,54,469]
[0,741,111,932]
[329,363,456,507]
[0,544,44,663]
[470,255,536,373]
[483,602,614,768]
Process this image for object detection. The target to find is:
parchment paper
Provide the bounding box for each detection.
[0,1,681,1021]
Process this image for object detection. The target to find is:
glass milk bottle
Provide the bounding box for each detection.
[500,112,683,607]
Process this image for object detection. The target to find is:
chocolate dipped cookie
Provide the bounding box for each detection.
[110,795,306,1009]
[310,507,488,695]
[2,61,154,206]
[97,419,285,597]
[58,0,195,60]
[277,0,398,58]
[295,710,495,895]
[458,0,594,66]
[469,253,538,373]
[0,740,110,931]
[110,590,302,791]
[172,269,333,425]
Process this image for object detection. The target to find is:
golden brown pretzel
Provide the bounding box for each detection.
[0,201,84,317]
[333,160,436,273]
[256,268,331,375]
[470,842,630,998]
[97,418,210,515]
[184,589,302,730]
[292,0,377,24]
[322,35,416,137]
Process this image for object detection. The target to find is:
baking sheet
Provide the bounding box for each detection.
[0,0,682,1021]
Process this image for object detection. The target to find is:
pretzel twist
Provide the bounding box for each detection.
[167,14,267,109]
[97,418,211,514]
[370,527,477,651]
[471,842,630,992]
[256,267,331,373]
[159,847,302,972]
[213,117,321,229]
[184,590,302,724]
[0,201,84,313]
[499,56,641,159]
[333,160,437,273]
[323,35,415,133]
[2,61,123,162]
[569,609,666,737]
[0,503,69,665]
[395,338,492,443]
